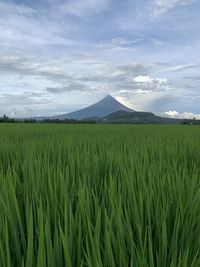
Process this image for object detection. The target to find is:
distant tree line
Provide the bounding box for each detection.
[0,114,200,125]
[0,115,97,124]
[182,118,200,125]
[0,115,16,123]
[39,118,97,124]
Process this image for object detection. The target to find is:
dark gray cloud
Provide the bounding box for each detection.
[0,54,72,82]
[182,75,200,80]
[79,62,150,84]
[46,83,89,93]
[117,63,150,75]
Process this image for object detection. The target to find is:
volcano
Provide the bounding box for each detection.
[55,95,135,120]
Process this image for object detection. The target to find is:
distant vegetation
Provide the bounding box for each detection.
[0,124,199,266]
[0,115,97,124]
[0,115,16,123]
[0,113,200,124]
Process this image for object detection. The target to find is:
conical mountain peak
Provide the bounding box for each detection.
[99,94,121,104]
[102,94,115,101]
[54,95,135,120]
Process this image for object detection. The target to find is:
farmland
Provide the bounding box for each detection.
[0,124,199,267]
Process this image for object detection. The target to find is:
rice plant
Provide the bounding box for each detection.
[0,124,199,266]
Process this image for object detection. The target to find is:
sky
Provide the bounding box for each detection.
[0,0,200,118]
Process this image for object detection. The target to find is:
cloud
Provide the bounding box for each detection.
[0,92,49,106]
[0,53,156,97]
[0,91,52,117]
[182,75,200,80]
[165,110,200,119]
[110,38,143,46]
[115,90,174,112]
[0,1,34,16]
[0,0,74,53]
[0,91,89,117]
[133,75,168,93]
[117,63,150,75]
[100,37,144,49]
[75,62,169,95]
[79,62,150,83]
[164,110,179,117]
[46,83,90,93]
[0,54,72,82]
[0,0,199,117]
[152,0,195,16]
[163,64,196,72]
[134,75,167,84]
[56,0,111,17]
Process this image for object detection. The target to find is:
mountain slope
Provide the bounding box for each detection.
[102,110,183,124]
[54,95,135,120]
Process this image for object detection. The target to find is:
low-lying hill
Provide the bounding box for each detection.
[101,110,183,124]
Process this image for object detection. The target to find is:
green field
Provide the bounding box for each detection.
[0,124,199,267]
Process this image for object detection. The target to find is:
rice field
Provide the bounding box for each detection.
[0,124,199,267]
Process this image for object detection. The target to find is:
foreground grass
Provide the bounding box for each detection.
[0,124,199,267]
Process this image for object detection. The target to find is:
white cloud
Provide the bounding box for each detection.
[165,110,179,117]
[134,75,167,84]
[165,110,200,119]
[134,75,154,83]
[152,0,195,16]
